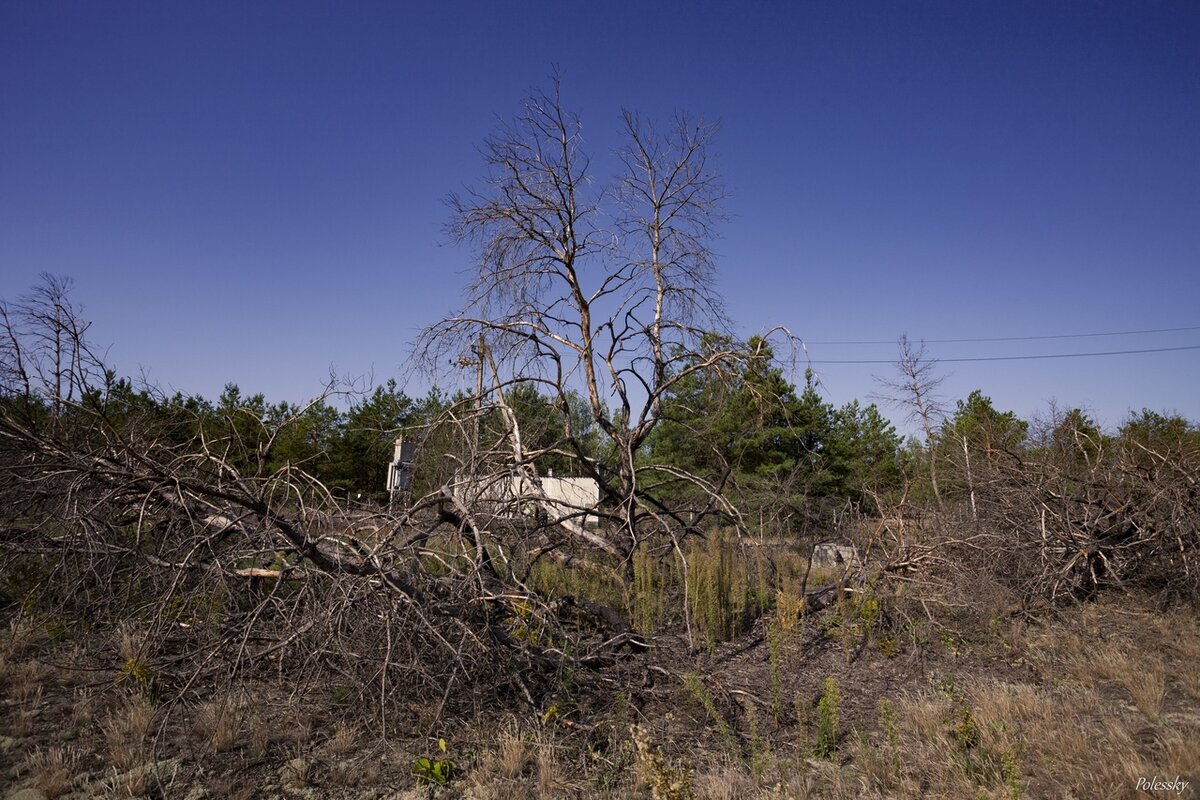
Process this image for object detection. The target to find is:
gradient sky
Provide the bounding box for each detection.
[3,1,1198,435]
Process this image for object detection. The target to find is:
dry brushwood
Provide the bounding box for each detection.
[0,277,652,731]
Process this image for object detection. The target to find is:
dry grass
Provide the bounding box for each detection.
[847,598,1200,800]
[532,736,569,799]
[695,764,761,800]
[116,622,148,663]
[497,728,528,779]
[631,724,695,800]
[278,701,314,746]
[11,659,48,703]
[71,687,96,727]
[192,699,242,753]
[1155,729,1200,778]
[329,757,361,787]
[2,617,42,661]
[280,756,311,790]
[10,698,38,737]
[247,714,272,757]
[827,650,1181,799]
[1125,660,1167,720]
[324,721,358,757]
[100,700,155,770]
[358,757,382,786]
[207,774,258,800]
[24,745,80,798]
[101,764,150,799]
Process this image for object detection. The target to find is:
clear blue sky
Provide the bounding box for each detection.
[3,1,1197,433]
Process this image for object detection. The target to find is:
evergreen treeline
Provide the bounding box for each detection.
[80,378,444,503]
[30,338,1194,524]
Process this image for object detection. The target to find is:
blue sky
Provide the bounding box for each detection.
[2,1,1197,434]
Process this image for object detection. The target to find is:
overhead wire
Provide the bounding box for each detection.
[803,325,1200,346]
[806,344,1200,364]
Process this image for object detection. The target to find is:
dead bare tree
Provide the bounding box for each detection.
[419,78,780,592]
[874,335,948,509]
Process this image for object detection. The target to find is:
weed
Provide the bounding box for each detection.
[683,673,739,759]
[631,724,695,800]
[116,624,155,697]
[633,544,668,635]
[687,535,759,646]
[412,737,455,786]
[814,677,840,759]
[878,698,901,779]
[330,683,361,706]
[117,656,153,693]
[952,703,981,751]
[793,692,811,761]
[1001,747,1023,799]
[775,582,805,631]
[742,698,770,777]
[939,629,963,658]
[931,675,982,752]
[767,617,784,721]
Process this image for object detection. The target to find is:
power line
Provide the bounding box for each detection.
[804,325,1200,346]
[807,344,1200,365]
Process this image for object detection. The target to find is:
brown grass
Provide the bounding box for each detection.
[324,721,357,757]
[11,659,48,703]
[24,745,80,798]
[100,700,155,770]
[192,699,242,753]
[535,742,565,799]
[695,764,760,800]
[280,756,311,790]
[329,757,361,787]
[497,729,528,779]
[102,763,150,799]
[1125,660,1167,720]
[10,701,38,738]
